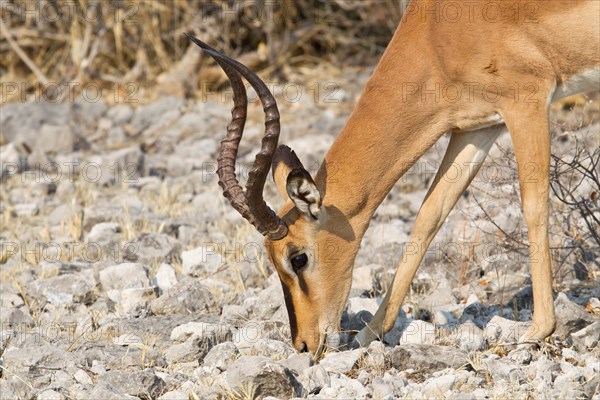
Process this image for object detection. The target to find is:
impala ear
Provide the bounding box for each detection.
[286,168,322,219]
[272,145,322,220]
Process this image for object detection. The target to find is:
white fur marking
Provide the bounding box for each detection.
[552,68,600,102]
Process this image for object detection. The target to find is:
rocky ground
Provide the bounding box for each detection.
[0,69,599,399]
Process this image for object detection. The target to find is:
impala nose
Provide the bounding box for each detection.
[297,341,308,353]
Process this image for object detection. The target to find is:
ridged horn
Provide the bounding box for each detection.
[186,34,288,240]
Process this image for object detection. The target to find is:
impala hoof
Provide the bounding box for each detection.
[353,327,377,348]
[517,334,543,350]
[349,336,360,350]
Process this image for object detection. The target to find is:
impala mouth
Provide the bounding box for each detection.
[314,334,327,359]
[314,323,346,358]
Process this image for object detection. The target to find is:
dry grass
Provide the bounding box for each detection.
[220,382,258,400]
[1,0,403,104]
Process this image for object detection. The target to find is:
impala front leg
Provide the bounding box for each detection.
[504,106,556,343]
[355,126,504,346]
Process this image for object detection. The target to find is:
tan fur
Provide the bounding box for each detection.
[265,0,600,354]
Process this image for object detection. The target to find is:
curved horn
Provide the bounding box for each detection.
[185,34,288,240]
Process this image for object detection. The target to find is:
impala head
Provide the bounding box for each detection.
[186,35,356,355]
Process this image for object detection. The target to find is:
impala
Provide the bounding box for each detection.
[187,0,599,354]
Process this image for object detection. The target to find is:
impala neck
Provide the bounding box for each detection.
[315,24,451,240]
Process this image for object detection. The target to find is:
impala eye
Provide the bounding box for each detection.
[290,253,308,271]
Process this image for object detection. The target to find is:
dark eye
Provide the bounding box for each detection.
[290,253,308,271]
